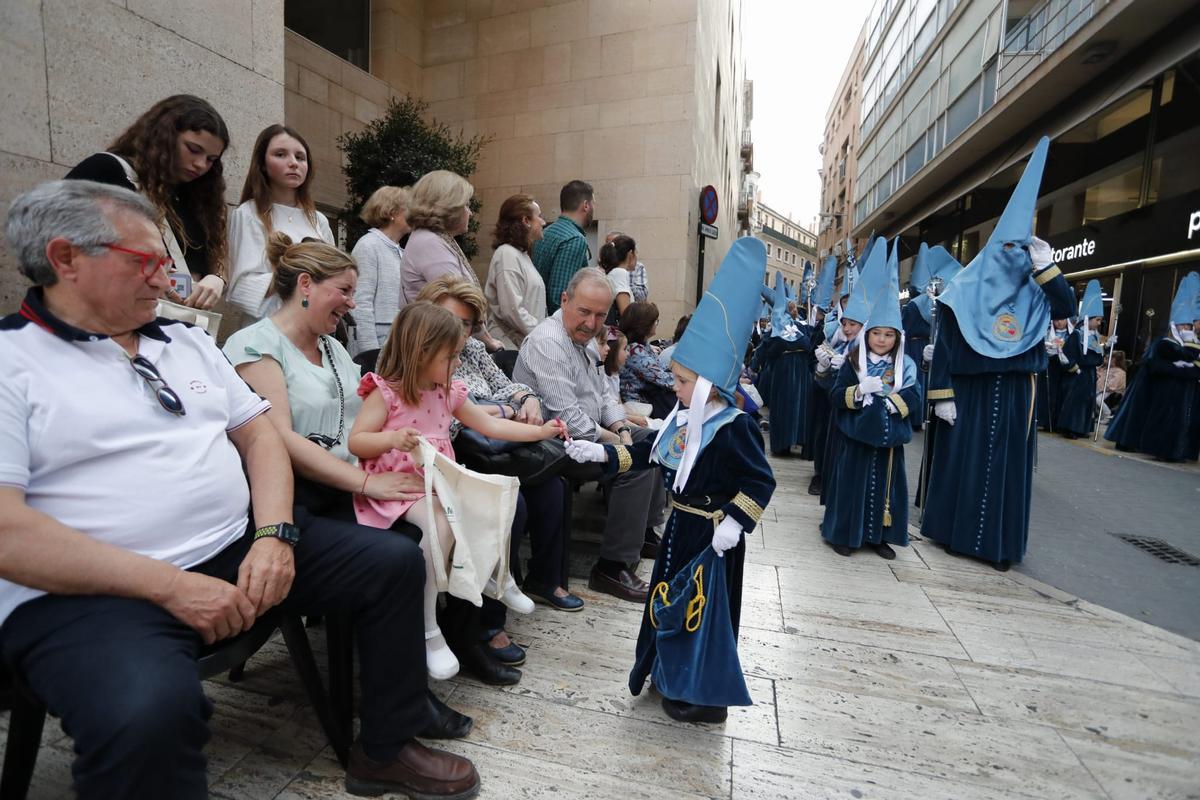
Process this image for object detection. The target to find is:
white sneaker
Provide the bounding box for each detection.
[487,576,535,614]
[425,628,459,680]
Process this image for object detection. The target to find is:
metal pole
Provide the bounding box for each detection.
[1094,304,1122,442]
[917,276,944,521]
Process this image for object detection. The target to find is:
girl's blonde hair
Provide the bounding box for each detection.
[265,232,356,300]
[415,274,488,328]
[406,170,474,232]
[376,302,464,406]
[360,185,410,229]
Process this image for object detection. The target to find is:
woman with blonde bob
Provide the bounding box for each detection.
[351,185,411,369]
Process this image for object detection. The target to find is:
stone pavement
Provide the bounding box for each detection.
[8,451,1200,799]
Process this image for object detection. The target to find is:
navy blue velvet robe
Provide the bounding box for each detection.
[751,336,777,405]
[759,329,814,455]
[1105,338,1200,462]
[821,359,919,549]
[919,267,1075,564]
[604,413,776,704]
[1035,328,1071,431]
[1057,331,1104,437]
[902,302,931,431]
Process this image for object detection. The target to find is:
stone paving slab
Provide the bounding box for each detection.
[8,451,1200,798]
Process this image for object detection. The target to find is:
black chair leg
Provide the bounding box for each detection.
[1,692,47,800]
[325,612,355,757]
[227,662,246,682]
[278,615,350,768]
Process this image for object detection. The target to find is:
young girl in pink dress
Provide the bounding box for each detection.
[349,302,566,680]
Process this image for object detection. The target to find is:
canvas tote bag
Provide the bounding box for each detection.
[416,436,521,607]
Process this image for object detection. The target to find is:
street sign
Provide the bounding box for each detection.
[699,185,719,225]
[698,222,719,239]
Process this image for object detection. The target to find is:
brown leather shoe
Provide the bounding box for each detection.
[345,739,480,799]
[588,564,649,603]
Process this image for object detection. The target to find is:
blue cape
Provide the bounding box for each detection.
[939,136,1055,359]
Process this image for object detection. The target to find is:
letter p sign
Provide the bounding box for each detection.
[1190,210,1200,240]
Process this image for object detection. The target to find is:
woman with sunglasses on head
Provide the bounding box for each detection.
[226,125,335,321]
[222,232,475,741]
[65,94,230,310]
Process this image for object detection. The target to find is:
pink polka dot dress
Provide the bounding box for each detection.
[353,373,468,529]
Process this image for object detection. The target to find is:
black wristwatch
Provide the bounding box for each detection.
[253,522,301,546]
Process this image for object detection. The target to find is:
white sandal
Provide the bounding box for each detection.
[487,576,535,614]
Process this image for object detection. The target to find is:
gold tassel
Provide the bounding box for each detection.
[881,448,895,527]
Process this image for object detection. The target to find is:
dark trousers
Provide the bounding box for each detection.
[0,506,431,800]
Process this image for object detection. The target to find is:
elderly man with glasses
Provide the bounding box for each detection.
[0,181,479,800]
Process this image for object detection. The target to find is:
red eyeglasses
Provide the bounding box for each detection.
[102,244,174,278]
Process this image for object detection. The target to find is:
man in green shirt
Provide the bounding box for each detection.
[533,180,594,314]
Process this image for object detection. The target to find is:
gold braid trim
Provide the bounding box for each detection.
[1034,265,1062,285]
[612,444,633,473]
[730,492,764,524]
[927,388,955,400]
[844,386,858,409]
[1067,365,1080,374]
[887,392,909,418]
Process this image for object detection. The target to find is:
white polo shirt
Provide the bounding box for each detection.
[0,290,271,626]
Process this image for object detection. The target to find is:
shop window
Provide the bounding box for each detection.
[285,0,370,71]
[1083,164,1144,224]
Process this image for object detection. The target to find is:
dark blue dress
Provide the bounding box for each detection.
[1057,330,1104,437]
[821,357,920,550]
[901,302,931,431]
[1035,329,1070,431]
[601,413,776,705]
[919,267,1075,564]
[1105,338,1200,462]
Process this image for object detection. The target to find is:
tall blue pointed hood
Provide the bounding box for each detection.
[843,236,887,324]
[909,245,962,324]
[939,136,1055,358]
[1079,280,1103,319]
[813,255,838,311]
[864,239,902,332]
[674,237,768,400]
[910,243,932,293]
[1169,272,1199,325]
[1190,271,1200,322]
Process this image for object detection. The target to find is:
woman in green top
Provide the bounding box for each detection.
[222,231,474,738]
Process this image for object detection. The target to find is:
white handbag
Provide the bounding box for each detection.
[416,435,521,608]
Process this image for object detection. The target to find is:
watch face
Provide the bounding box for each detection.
[277,522,301,545]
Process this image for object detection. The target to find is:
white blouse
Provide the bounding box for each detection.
[226,201,335,321]
[484,244,546,348]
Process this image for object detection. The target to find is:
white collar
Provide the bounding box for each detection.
[651,378,727,491]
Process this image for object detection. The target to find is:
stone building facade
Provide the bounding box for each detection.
[816,25,865,263]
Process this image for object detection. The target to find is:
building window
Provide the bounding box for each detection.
[286,0,370,70]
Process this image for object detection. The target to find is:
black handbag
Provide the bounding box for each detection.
[455,435,603,487]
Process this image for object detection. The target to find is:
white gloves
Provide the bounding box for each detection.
[1105,336,1117,348]
[858,375,884,396]
[712,516,742,557]
[565,440,607,463]
[1057,352,1069,366]
[830,353,846,369]
[1044,340,1059,355]
[815,346,832,368]
[883,398,900,415]
[934,400,957,426]
[922,344,934,363]
[1172,360,1193,369]
[1029,236,1054,270]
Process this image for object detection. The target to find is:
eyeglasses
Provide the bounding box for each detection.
[103,244,174,278]
[129,355,186,416]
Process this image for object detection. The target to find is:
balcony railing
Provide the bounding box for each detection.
[998,0,1107,98]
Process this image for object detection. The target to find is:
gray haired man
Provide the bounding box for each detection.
[514,268,666,602]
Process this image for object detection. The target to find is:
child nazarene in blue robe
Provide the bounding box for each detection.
[596,409,775,704]
[1057,327,1105,437]
[821,352,920,549]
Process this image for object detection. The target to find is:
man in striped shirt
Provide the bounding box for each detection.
[514,268,665,603]
[533,180,593,315]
